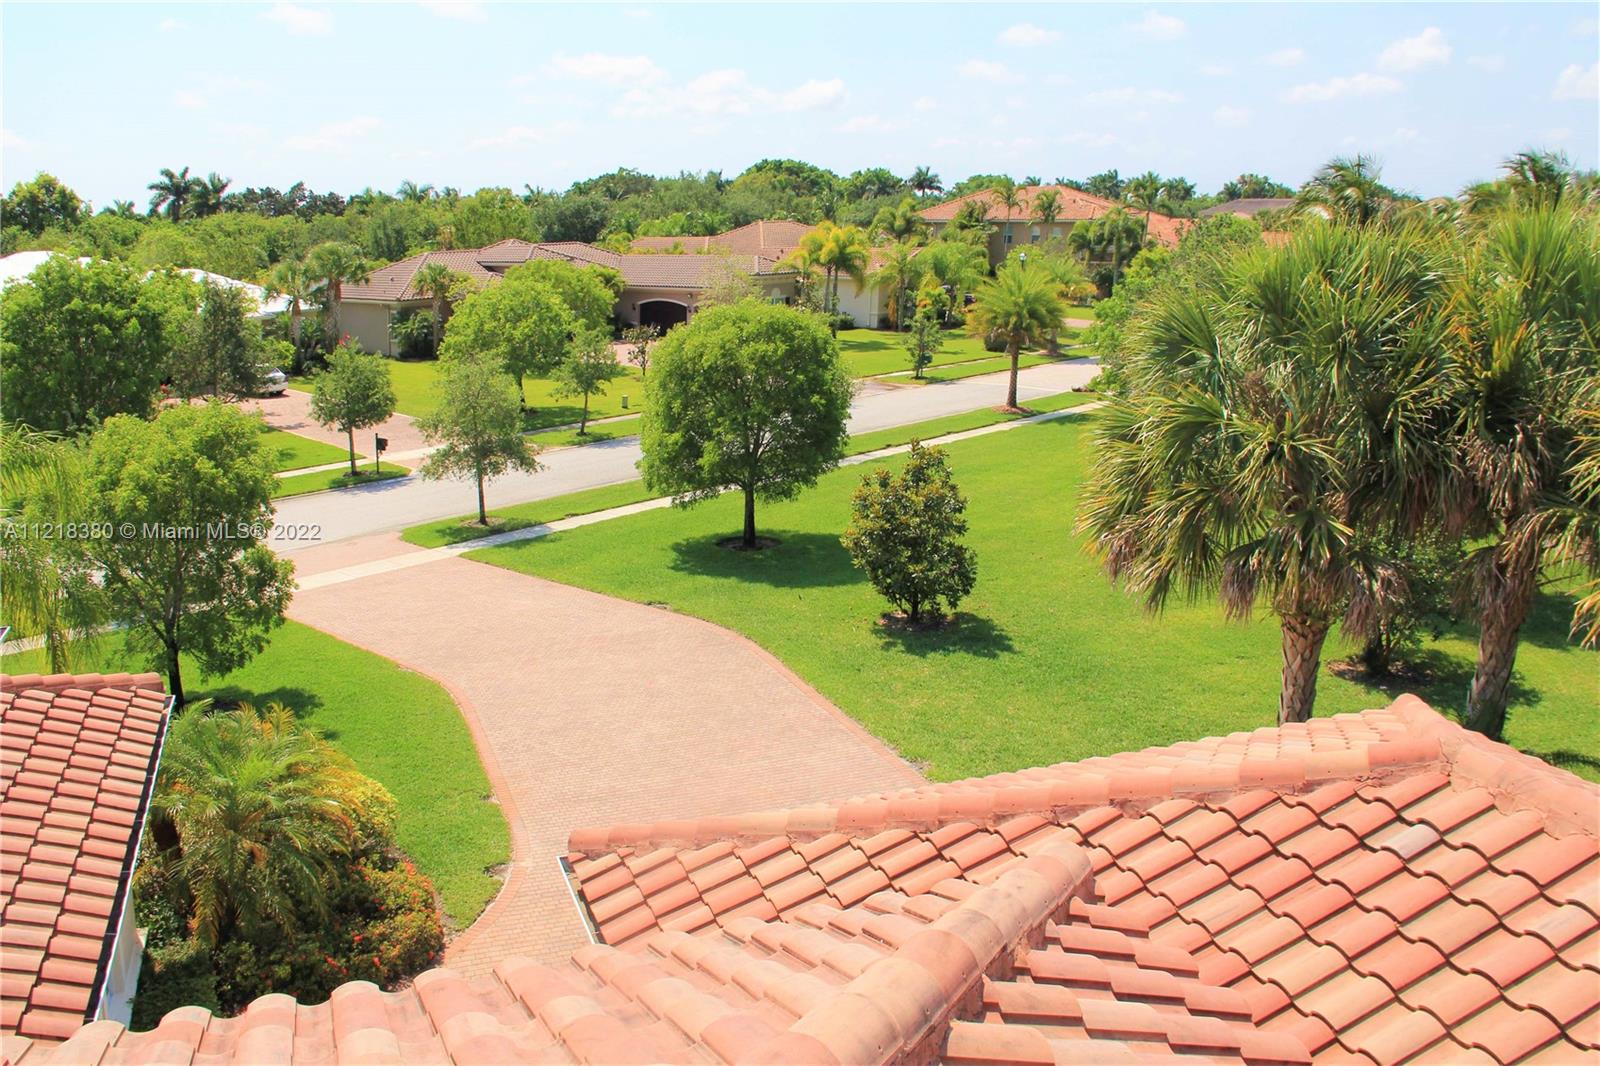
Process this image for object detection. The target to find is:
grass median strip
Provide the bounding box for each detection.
[398,393,1099,550]
[261,427,354,472]
[528,414,643,449]
[272,464,410,499]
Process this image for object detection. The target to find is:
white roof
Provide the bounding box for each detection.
[0,251,92,290]
[0,253,289,318]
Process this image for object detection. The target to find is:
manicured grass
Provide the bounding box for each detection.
[466,416,1598,784]
[914,354,1055,384]
[1063,304,1099,321]
[293,358,648,431]
[260,428,353,472]
[400,479,659,549]
[844,392,1099,455]
[0,622,509,927]
[397,393,1100,549]
[529,415,643,450]
[272,464,410,499]
[837,329,1005,378]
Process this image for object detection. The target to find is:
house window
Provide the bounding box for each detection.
[1051,226,1063,239]
[1030,226,1041,243]
[1003,231,1013,245]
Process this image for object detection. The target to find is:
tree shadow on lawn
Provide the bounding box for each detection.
[1333,646,1541,721]
[194,683,331,732]
[1517,589,1584,651]
[668,530,861,589]
[874,612,1016,659]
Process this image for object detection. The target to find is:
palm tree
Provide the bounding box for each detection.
[1078,224,1454,725]
[910,165,943,197]
[411,261,464,354]
[1160,177,1196,212]
[870,197,928,244]
[1296,154,1389,226]
[150,702,364,945]
[305,242,372,345]
[870,242,923,330]
[148,166,200,221]
[1443,205,1600,739]
[965,260,1065,409]
[397,180,435,203]
[100,199,138,218]
[1073,208,1146,292]
[785,221,869,335]
[0,427,102,673]
[190,172,232,217]
[1034,189,1062,234]
[919,240,988,323]
[264,260,317,350]
[1123,171,1163,228]
[990,177,1022,253]
[1038,252,1090,354]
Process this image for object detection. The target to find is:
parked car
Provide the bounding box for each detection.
[259,367,288,396]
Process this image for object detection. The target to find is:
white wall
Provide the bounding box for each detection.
[339,302,397,356]
[97,901,142,1026]
[836,279,886,329]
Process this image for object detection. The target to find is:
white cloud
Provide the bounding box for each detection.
[778,78,846,112]
[1213,105,1251,128]
[1574,16,1599,36]
[912,95,938,112]
[2,128,28,149]
[998,22,1060,46]
[173,89,206,110]
[470,124,559,149]
[1061,131,1119,148]
[1385,127,1420,145]
[1553,62,1599,101]
[614,70,843,118]
[1467,54,1507,73]
[837,114,903,134]
[284,115,380,152]
[417,1,486,21]
[1264,47,1305,67]
[932,136,964,148]
[1083,86,1183,106]
[1378,27,1451,72]
[1200,63,1232,77]
[1543,127,1573,143]
[546,52,666,86]
[1126,10,1185,40]
[158,16,185,31]
[1284,72,1402,103]
[262,3,332,35]
[958,58,1021,84]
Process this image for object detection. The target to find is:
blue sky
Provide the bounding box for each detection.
[3,2,1596,207]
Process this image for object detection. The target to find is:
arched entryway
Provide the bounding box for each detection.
[638,300,689,331]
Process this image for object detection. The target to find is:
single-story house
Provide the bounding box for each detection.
[11,694,1599,1063]
[919,184,1192,267]
[0,667,173,1040]
[1200,197,1296,219]
[0,253,291,318]
[337,237,799,355]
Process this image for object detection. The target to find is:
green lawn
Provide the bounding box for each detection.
[260,428,353,472]
[465,415,1598,784]
[528,414,643,450]
[296,359,647,431]
[272,464,410,499]
[912,353,1056,384]
[399,392,1100,550]
[837,329,1005,378]
[0,622,509,926]
[1063,304,1098,321]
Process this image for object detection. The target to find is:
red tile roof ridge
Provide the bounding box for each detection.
[0,672,164,698]
[2,837,1099,1065]
[1381,694,1600,838]
[567,699,1456,856]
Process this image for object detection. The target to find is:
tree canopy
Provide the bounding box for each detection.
[640,300,852,547]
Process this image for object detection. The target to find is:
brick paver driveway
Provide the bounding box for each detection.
[287,553,924,973]
[239,388,429,456]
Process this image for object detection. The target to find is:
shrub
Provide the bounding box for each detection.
[842,442,978,623]
[131,939,220,1030]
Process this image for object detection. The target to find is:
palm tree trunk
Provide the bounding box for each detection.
[1006,338,1020,409]
[1465,562,1536,740]
[1279,615,1330,724]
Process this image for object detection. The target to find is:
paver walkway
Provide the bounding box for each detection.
[287,557,924,974]
[239,388,429,455]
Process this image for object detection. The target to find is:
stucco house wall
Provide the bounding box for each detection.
[339,301,401,356]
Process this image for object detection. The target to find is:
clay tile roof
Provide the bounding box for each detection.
[630,219,813,260]
[0,671,171,1043]
[9,696,1595,1065]
[1201,198,1296,219]
[559,697,1599,1064]
[919,184,1193,248]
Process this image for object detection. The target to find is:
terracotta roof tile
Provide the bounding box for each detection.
[0,672,170,1043]
[918,183,1194,247]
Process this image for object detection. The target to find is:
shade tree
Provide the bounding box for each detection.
[418,349,542,524]
[308,344,397,474]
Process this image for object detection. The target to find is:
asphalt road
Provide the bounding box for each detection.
[272,359,1099,552]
